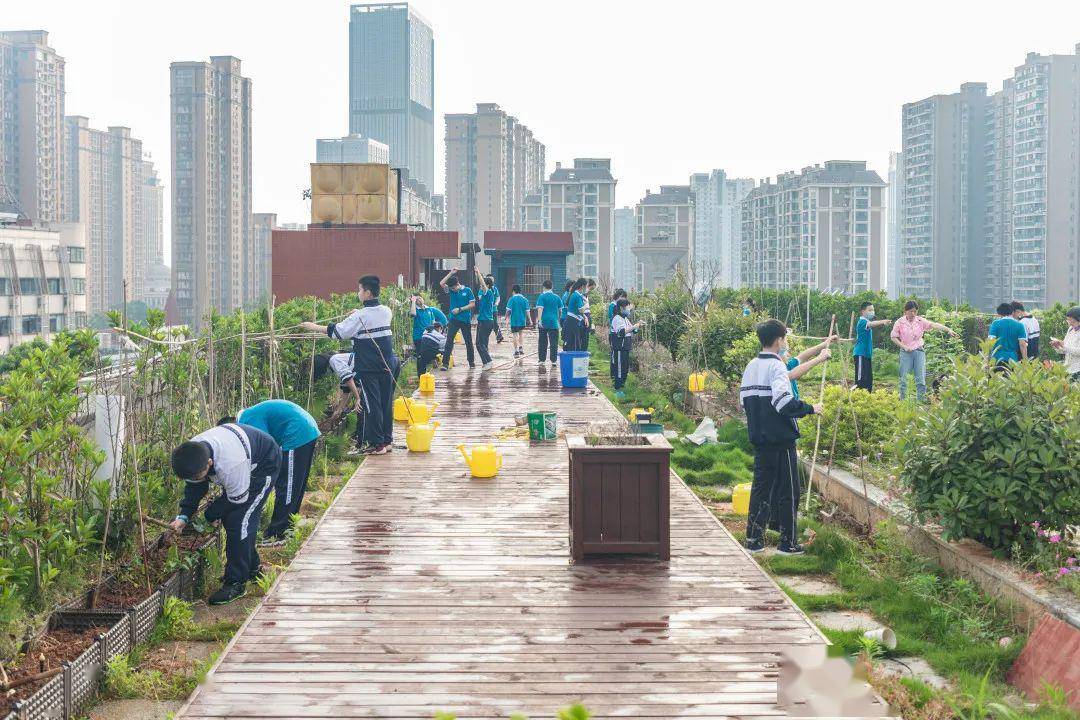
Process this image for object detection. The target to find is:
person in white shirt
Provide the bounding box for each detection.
[1049,306,1080,381]
[610,298,646,399]
[1012,301,1041,360]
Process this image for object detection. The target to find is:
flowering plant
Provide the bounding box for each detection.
[1017,522,1080,597]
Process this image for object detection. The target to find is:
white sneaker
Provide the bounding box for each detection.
[482,362,494,370]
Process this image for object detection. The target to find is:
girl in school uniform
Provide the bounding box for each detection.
[610,298,645,399]
[563,278,590,351]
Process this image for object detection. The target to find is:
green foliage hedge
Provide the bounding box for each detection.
[798,385,907,463]
[679,308,759,379]
[901,347,1080,551]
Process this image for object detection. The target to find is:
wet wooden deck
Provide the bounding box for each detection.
[179,332,829,719]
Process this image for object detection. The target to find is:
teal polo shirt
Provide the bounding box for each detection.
[238,399,320,452]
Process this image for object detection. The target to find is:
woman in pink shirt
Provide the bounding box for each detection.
[889,300,959,401]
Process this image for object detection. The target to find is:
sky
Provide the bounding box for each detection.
[7,0,1080,261]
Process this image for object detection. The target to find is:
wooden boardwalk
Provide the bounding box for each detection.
[179,333,829,719]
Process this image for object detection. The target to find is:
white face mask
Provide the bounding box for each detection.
[865,311,875,320]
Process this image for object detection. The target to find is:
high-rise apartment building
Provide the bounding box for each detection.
[140,160,165,294]
[613,207,637,290]
[251,213,276,304]
[983,80,1015,307]
[899,83,988,305]
[0,222,87,353]
[633,185,694,291]
[0,31,65,224]
[886,151,903,298]
[315,134,390,165]
[540,159,617,281]
[444,103,545,260]
[742,161,885,293]
[348,3,434,192]
[170,56,253,326]
[689,169,754,289]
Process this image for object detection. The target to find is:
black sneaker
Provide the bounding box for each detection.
[776,543,806,556]
[208,582,248,605]
[744,539,766,554]
[256,535,286,548]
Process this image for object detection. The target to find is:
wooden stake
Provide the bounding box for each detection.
[240,310,247,409]
[207,314,216,419]
[2,667,61,692]
[307,299,317,410]
[267,297,277,399]
[804,314,837,512]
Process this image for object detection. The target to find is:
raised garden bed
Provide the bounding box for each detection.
[567,433,672,561]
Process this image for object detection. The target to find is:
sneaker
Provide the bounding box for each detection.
[482,362,494,370]
[550,360,558,367]
[744,539,766,554]
[469,363,476,369]
[257,535,287,548]
[366,444,390,456]
[776,543,806,556]
[208,582,247,606]
[538,360,546,366]
[439,365,448,372]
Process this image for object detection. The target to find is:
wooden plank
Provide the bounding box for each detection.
[176,331,832,719]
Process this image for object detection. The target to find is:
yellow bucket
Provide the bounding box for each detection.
[732,482,752,515]
[688,371,708,392]
[418,372,436,393]
[627,407,654,422]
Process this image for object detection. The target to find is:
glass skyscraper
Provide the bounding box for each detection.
[348,3,435,193]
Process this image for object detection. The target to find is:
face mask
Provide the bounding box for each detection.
[865,312,875,320]
[620,308,630,317]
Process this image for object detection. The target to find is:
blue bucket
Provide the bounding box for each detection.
[558,350,590,388]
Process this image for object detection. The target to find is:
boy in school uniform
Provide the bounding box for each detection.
[491,282,505,344]
[170,422,281,604]
[439,268,477,369]
[505,285,531,358]
[474,269,498,370]
[1013,301,1040,360]
[312,352,364,443]
[535,280,563,366]
[302,275,399,455]
[852,302,892,392]
[221,400,321,547]
[989,302,1028,371]
[785,334,837,399]
[739,320,821,556]
[415,322,447,376]
[563,278,589,352]
[610,298,645,399]
[409,295,447,375]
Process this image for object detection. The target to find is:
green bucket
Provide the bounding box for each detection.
[527,410,558,441]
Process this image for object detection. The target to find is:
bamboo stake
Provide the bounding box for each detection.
[207,314,216,420]
[267,296,277,399]
[307,299,317,410]
[122,281,149,590]
[825,312,858,482]
[240,310,247,410]
[804,313,837,512]
[2,667,61,691]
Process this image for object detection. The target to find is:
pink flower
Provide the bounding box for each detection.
[1036,572,1043,578]
[1059,567,1070,577]
[1032,521,1041,529]
[1049,533,1062,544]
[1068,557,1076,567]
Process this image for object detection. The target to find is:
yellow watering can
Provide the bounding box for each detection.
[435,352,454,368]
[732,482,751,516]
[456,443,502,478]
[418,372,436,393]
[627,407,654,422]
[394,397,439,423]
[688,371,708,392]
[406,420,439,452]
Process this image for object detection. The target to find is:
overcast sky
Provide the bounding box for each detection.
[7,0,1080,259]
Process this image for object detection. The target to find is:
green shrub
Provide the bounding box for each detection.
[721,331,763,383]
[680,308,758,379]
[629,275,695,358]
[901,346,1080,550]
[671,440,753,487]
[798,385,905,464]
[921,307,969,382]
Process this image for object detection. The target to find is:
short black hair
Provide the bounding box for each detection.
[511,284,521,294]
[1011,301,1025,313]
[312,353,331,381]
[1066,306,1080,323]
[586,278,596,288]
[430,321,443,331]
[859,301,874,311]
[997,302,1014,316]
[563,280,574,291]
[359,275,380,296]
[171,441,210,480]
[572,278,588,291]
[615,298,631,312]
[612,288,627,301]
[216,416,235,426]
[756,319,788,348]
[484,275,495,287]
[904,300,919,312]
[543,279,553,290]
[446,274,461,288]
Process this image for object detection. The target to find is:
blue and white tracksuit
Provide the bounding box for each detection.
[739,353,816,547]
[610,314,634,390]
[327,300,400,448]
[176,424,281,585]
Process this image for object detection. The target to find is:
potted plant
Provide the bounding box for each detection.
[566,432,672,561]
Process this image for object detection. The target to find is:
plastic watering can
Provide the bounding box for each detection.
[456,443,502,478]
[688,371,708,392]
[394,397,438,424]
[418,372,436,393]
[732,482,751,516]
[627,407,654,422]
[406,420,439,452]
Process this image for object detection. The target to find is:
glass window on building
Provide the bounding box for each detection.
[22,316,41,334]
[0,278,10,296]
[47,278,62,294]
[68,246,85,263]
[522,264,552,297]
[49,314,65,332]
[74,312,87,328]
[19,278,40,294]
[72,278,86,295]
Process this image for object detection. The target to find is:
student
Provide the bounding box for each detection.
[409,295,447,375]
[989,302,1028,370]
[169,422,281,604]
[560,280,573,336]
[1049,306,1080,381]
[535,280,563,366]
[220,400,321,547]
[312,352,364,445]
[474,269,497,370]
[563,278,589,352]
[438,268,477,369]
[504,285,531,358]
[852,302,892,392]
[302,275,399,455]
[786,334,837,399]
[743,298,756,317]
[415,321,447,376]
[1013,301,1040,360]
[610,298,645,399]
[739,320,820,556]
[582,278,596,335]
[491,281,505,344]
[608,289,628,323]
[889,300,959,402]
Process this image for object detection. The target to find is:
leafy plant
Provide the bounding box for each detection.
[679,307,758,379]
[798,385,905,464]
[720,331,763,383]
[901,344,1080,551]
[629,275,695,359]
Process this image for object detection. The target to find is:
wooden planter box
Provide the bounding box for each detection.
[567,433,672,561]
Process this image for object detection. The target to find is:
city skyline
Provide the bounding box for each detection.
[6,0,1080,265]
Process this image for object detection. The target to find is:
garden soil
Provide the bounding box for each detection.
[1,625,107,715]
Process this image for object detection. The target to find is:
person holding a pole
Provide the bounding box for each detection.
[853,302,891,392]
[890,300,959,402]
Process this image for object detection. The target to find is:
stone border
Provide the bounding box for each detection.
[806,460,1080,631]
